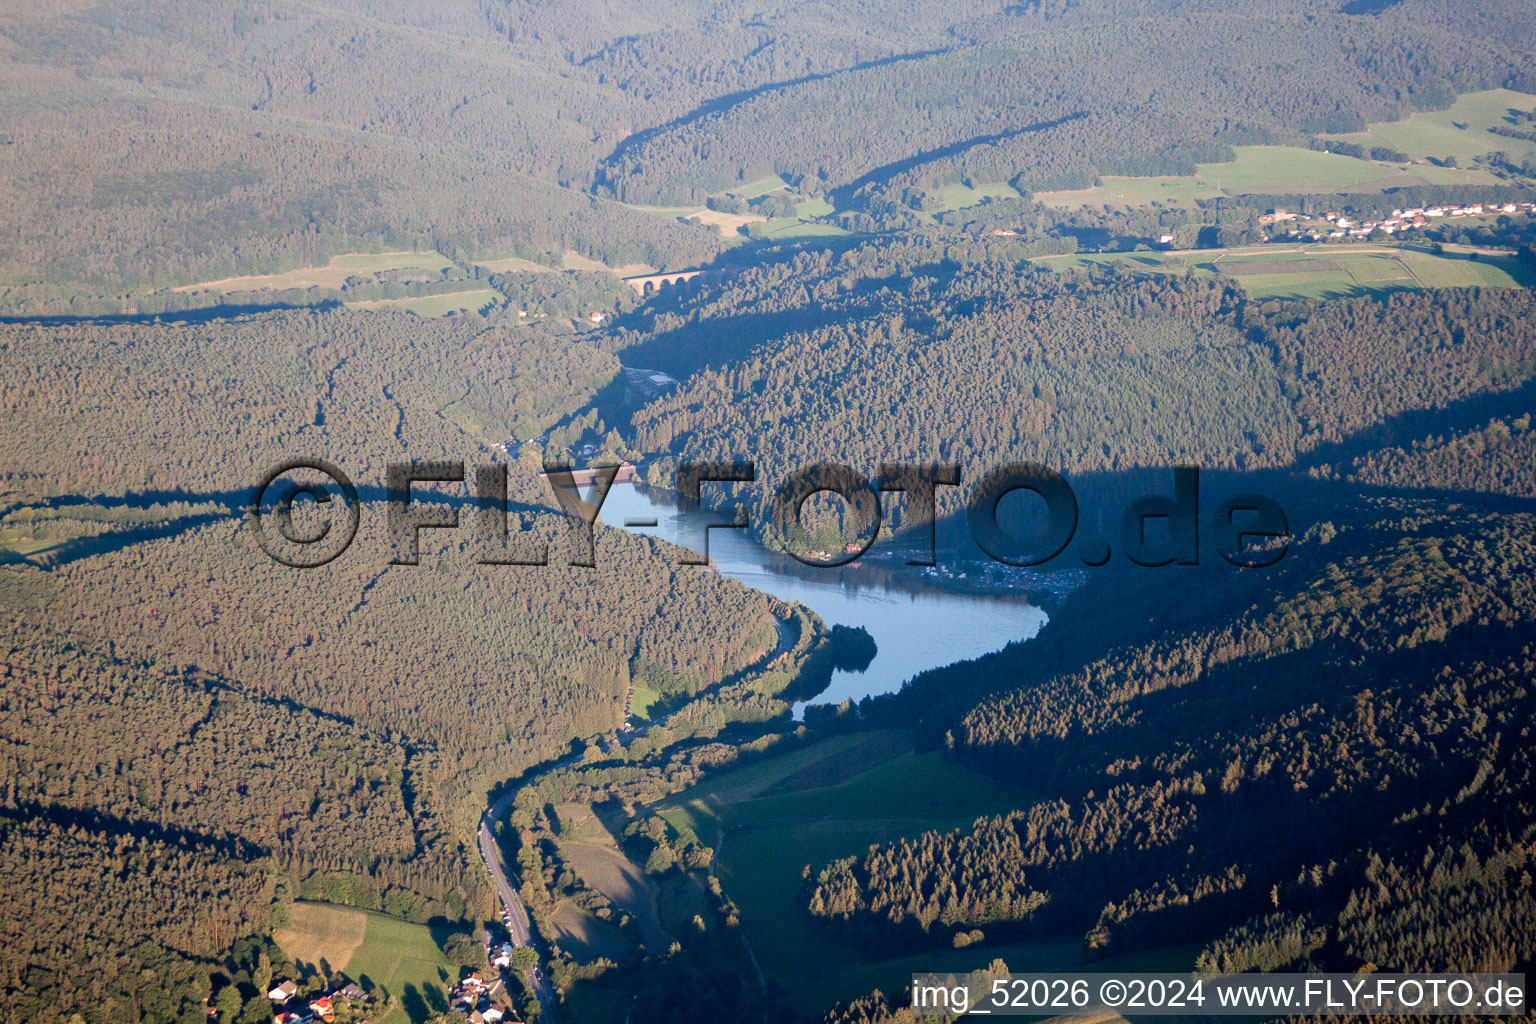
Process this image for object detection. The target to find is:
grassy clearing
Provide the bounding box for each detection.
[628,683,662,723]
[628,183,841,239]
[561,982,628,1024]
[687,208,767,232]
[273,900,368,975]
[628,203,706,219]
[934,180,1023,211]
[556,810,674,953]
[728,174,791,199]
[1223,249,1527,299]
[1037,175,1223,209]
[795,197,836,218]
[1324,88,1536,166]
[560,250,611,272]
[654,731,1036,1015]
[1202,146,1408,191]
[272,902,457,1024]
[173,251,452,294]
[345,288,504,316]
[1401,250,1531,288]
[474,255,559,273]
[549,902,630,961]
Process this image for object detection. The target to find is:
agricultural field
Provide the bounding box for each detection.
[561,982,630,1024]
[1196,146,1433,192]
[272,901,369,975]
[1034,174,1223,209]
[474,255,560,274]
[272,902,459,1024]
[555,804,673,952]
[794,196,837,218]
[559,250,612,272]
[1034,244,1532,300]
[1035,144,1500,210]
[654,730,1040,1015]
[727,174,793,199]
[172,251,453,295]
[345,288,505,316]
[629,203,707,220]
[687,207,768,232]
[1324,88,1536,167]
[1215,247,1529,299]
[627,177,844,242]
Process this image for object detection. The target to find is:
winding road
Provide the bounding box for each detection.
[474,604,801,1021]
[480,793,565,1023]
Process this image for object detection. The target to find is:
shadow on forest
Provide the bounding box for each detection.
[595,48,951,184]
[0,801,269,859]
[0,299,341,326]
[614,260,965,377]
[830,112,1088,205]
[8,481,557,570]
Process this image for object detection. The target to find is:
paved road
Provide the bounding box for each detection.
[474,605,798,1021]
[477,816,559,1023]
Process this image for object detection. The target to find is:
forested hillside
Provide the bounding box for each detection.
[4,0,1534,312]
[597,0,1536,203]
[0,312,784,1022]
[0,309,617,500]
[606,231,1536,1021]
[4,2,1536,1021]
[625,237,1536,543]
[806,497,1536,988]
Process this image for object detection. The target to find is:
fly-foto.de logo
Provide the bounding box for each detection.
[249,459,1289,570]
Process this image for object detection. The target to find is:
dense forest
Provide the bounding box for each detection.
[4,0,1535,313]
[5,1,1536,1021]
[621,236,1536,548]
[0,310,621,499]
[594,0,1536,202]
[0,312,786,1021]
[797,493,1536,1019]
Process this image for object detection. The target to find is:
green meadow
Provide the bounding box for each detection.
[1324,88,1536,166]
[346,288,505,316]
[1034,244,1531,301]
[759,217,852,239]
[628,683,662,723]
[1035,131,1505,211]
[656,730,1054,1015]
[174,250,453,295]
[729,174,793,199]
[934,180,1023,212]
[273,902,460,1024]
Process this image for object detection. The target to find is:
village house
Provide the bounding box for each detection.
[267,981,298,1002]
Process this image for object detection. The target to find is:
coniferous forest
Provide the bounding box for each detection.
[2,1,1536,1022]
